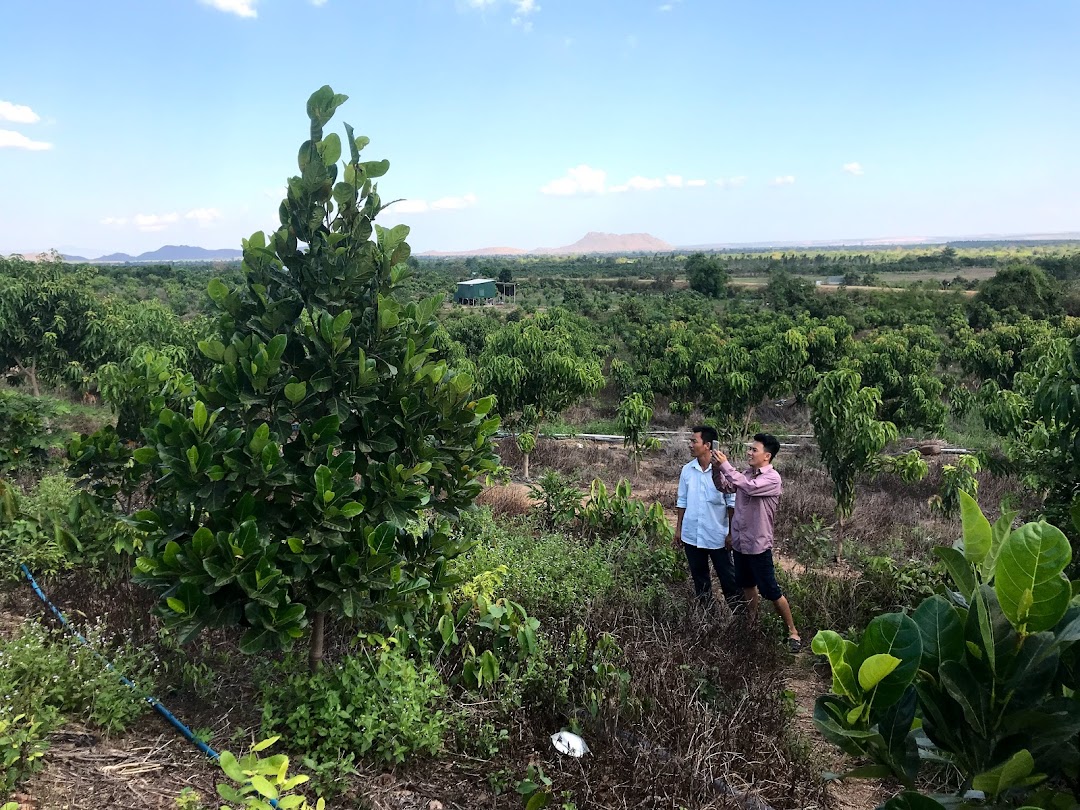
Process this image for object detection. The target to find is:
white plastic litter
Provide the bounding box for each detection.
[550,730,590,757]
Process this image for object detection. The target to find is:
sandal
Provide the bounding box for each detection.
[787,636,803,653]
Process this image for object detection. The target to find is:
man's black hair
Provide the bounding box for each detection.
[754,432,780,461]
[693,425,718,446]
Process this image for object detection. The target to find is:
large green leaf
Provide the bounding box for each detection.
[982,505,1019,581]
[857,613,922,708]
[858,654,901,691]
[965,585,1017,677]
[912,595,964,672]
[812,630,861,700]
[959,490,992,565]
[995,521,1072,632]
[971,749,1039,799]
[939,659,991,737]
[934,546,976,599]
[812,695,882,758]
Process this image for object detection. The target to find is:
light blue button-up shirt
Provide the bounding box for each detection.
[676,458,737,549]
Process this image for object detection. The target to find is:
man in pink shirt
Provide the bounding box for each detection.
[711,433,801,652]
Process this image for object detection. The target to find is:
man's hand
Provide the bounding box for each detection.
[673,527,683,549]
[712,449,728,466]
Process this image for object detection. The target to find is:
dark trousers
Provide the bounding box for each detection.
[683,543,741,608]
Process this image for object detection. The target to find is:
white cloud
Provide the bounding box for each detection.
[715,176,747,188]
[842,161,864,176]
[199,0,257,18]
[431,192,478,210]
[134,213,180,232]
[391,199,430,214]
[185,207,222,226]
[310,0,328,5]
[100,217,128,227]
[541,164,607,195]
[545,167,721,195]
[770,175,796,186]
[465,0,539,28]
[0,101,40,124]
[658,3,673,10]
[0,130,52,150]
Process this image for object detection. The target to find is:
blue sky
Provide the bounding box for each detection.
[2,0,1078,256]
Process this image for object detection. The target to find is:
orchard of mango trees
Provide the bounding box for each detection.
[1,86,1080,810]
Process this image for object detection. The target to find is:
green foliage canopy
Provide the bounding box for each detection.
[134,86,500,656]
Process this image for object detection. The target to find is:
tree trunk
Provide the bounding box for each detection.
[835,514,846,562]
[308,611,325,672]
[28,362,40,397]
[523,451,531,481]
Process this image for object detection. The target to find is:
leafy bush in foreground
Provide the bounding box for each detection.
[260,640,446,787]
[813,491,1080,809]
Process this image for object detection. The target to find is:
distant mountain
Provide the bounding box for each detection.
[419,231,673,257]
[90,244,243,263]
[421,246,527,257]
[537,231,673,255]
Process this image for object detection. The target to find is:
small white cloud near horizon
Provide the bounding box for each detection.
[770,175,796,186]
[134,213,180,232]
[842,161,864,176]
[715,176,747,188]
[0,101,40,124]
[199,0,257,18]
[658,0,682,11]
[186,208,223,226]
[100,217,128,227]
[545,167,725,195]
[609,176,665,193]
[541,165,607,195]
[432,192,478,210]
[0,130,52,150]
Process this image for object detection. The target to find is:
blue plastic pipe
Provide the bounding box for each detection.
[19,564,290,807]
[20,564,222,761]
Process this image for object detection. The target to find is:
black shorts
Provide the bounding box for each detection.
[733,548,783,602]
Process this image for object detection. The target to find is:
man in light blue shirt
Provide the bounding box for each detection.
[675,425,739,609]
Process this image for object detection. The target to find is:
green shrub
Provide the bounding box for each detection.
[928,454,980,516]
[0,518,68,581]
[813,492,1080,807]
[0,712,48,795]
[451,514,615,617]
[260,640,446,787]
[0,389,58,471]
[19,473,76,521]
[216,737,324,810]
[0,620,158,735]
[528,470,580,531]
